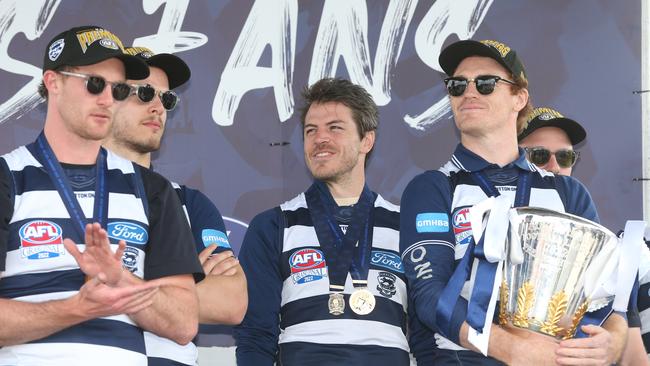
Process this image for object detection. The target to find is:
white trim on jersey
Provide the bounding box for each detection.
[144,331,198,365]
[278,319,409,351]
[0,343,147,366]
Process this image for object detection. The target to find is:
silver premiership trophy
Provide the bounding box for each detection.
[499,207,618,339]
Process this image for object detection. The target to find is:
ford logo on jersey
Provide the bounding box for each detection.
[107,222,148,245]
[452,207,472,246]
[415,212,449,233]
[201,229,231,249]
[371,250,404,273]
[289,248,327,284]
[19,220,65,259]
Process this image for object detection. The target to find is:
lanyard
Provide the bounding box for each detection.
[34,132,108,239]
[304,181,374,291]
[436,169,532,337]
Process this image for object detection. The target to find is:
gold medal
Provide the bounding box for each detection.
[349,288,375,315]
[328,292,345,315]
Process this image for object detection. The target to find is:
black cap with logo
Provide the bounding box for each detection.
[518,107,586,145]
[124,46,191,89]
[439,39,527,82]
[43,25,149,80]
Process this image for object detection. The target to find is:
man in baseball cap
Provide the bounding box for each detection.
[400,39,628,365]
[104,46,248,365]
[0,26,203,364]
[519,107,586,175]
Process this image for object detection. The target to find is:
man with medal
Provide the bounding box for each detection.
[103,46,248,365]
[399,39,629,364]
[0,26,203,365]
[235,78,428,365]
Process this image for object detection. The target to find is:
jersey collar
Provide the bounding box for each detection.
[450,143,536,173]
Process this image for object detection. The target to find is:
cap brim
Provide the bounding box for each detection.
[518,117,587,145]
[145,54,191,89]
[115,54,150,80]
[439,40,513,76]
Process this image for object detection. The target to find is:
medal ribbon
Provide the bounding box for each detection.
[32,132,109,239]
[435,170,531,338]
[305,180,374,292]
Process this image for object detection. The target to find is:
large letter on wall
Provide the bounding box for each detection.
[405,0,493,131]
[309,0,417,105]
[0,0,60,125]
[212,0,297,126]
[133,0,208,54]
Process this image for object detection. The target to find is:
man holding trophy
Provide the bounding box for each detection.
[400,39,632,365]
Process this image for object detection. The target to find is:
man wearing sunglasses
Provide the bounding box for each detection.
[518,107,585,176]
[400,39,629,365]
[0,26,204,364]
[520,107,650,365]
[103,46,248,365]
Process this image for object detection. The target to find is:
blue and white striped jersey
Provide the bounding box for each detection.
[234,188,415,366]
[0,142,203,365]
[399,144,598,362]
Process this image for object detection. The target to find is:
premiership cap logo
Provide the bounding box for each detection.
[42,25,149,80]
[518,107,586,145]
[439,39,527,83]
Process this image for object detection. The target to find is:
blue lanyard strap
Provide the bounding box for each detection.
[305,181,374,291]
[33,132,108,239]
[436,169,532,337]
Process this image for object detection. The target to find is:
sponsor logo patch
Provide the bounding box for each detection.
[201,229,231,249]
[19,220,65,259]
[122,246,140,273]
[452,207,472,245]
[377,271,397,298]
[107,221,148,245]
[289,248,327,284]
[371,250,404,273]
[48,39,65,61]
[99,38,119,50]
[415,212,449,233]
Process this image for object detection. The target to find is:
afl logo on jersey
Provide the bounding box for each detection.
[452,207,473,246]
[289,248,328,284]
[19,220,65,259]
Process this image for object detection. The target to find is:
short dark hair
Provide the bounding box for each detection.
[299,78,379,164]
[38,65,73,99]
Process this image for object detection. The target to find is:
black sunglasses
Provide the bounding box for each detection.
[525,147,580,169]
[443,75,516,97]
[58,71,131,101]
[130,84,180,111]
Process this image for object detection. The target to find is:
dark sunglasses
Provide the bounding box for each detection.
[443,75,516,97]
[130,84,180,111]
[58,71,131,101]
[525,147,580,169]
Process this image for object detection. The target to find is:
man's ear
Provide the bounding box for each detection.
[360,130,375,154]
[42,70,62,96]
[513,87,529,113]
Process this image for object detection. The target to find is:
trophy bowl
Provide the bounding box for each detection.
[499,207,618,339]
